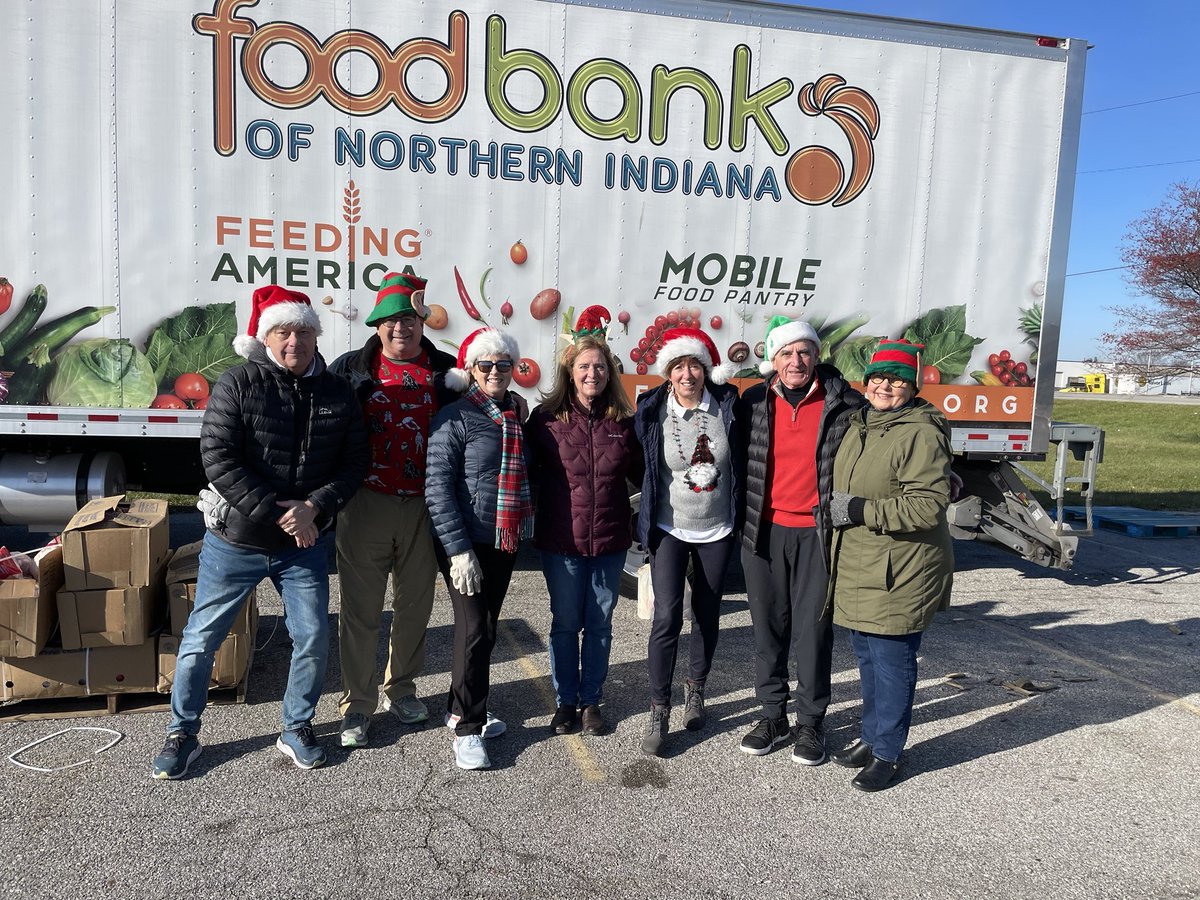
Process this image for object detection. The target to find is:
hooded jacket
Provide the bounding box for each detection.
[740,364,865,561]
[526,397,642,557]
[201,344,368,553]
[828,397,955,634]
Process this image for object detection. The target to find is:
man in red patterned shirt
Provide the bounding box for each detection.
[329,272,457,747]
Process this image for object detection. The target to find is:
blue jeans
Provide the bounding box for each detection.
[169,531,331,737]
[848,629,924,763]
[541,551,624,708]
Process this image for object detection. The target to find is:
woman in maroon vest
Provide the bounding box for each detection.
[526,308,642,736]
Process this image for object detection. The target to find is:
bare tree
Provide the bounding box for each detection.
[1103,181,1200,381]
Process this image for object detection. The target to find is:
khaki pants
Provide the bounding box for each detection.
[336,490,437,717]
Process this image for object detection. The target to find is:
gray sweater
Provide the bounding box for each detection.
[655,393,733,534]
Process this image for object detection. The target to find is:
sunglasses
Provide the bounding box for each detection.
[867,374,913,388]
[475,360,514,373]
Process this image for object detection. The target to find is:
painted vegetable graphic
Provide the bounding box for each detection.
[174,373,210,402]
[424,304,449,330]
[3,304,117,372]
[0,284,49,364]
[510,240,528,265]
[0,278,12,316]
[513,357,541,388]
[530,288,561,321]
[617,311,630,333]
[453,266,482,321]
[150,394,188,409]
[500,300,514,325]
[709,315,723,330]
[727,342,750,363]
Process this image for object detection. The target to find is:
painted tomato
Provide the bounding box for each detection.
[174,373,209,402]
[921,365,941,385]
[513,357,541,388]
[150,394,187,410]
[510,240,528,265]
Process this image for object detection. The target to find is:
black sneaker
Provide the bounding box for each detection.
[739,716,791,756]
[682,682,706,731]
[791,724,827,766]
[151,732,202,780]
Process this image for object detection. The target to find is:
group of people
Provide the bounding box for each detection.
[151,274,955,795]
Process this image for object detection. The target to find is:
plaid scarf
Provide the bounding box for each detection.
[465,383,533,551]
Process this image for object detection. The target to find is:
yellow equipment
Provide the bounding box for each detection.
[1063,373,1106,393]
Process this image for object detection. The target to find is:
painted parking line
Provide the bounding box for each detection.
[498,620,607,783]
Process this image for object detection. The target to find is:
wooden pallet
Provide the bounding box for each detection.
[1063,506,1200,539]
[0,684,245,722]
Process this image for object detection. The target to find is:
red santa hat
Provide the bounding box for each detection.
[655,326,734,385]
[445,327,522,392]
[233,285,322,358]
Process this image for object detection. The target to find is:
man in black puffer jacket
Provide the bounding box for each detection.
[737,315,865,768]
[152,286,367,781]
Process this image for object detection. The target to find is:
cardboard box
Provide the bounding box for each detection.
[61,496,170,591]
[0,547,64,657]
[163,541,255,638]
[0,641,158,701]
[156,603,257,693]
[57,582,164,650]
[168,582,253,638]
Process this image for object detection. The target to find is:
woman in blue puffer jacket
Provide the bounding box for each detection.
[426,327,532,771]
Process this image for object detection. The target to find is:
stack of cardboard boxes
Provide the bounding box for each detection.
[0,496,256,708]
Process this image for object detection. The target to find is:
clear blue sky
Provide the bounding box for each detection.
[795,0,1200,360]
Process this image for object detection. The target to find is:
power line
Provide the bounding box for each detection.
[1065,265,1128,277]
[1078,157,1200,174]
[1084,90,1200,114]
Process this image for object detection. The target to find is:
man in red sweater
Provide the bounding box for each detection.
[737,315,865,765]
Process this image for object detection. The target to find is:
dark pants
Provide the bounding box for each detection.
[437,542,517,737]
[849,629,923,763]
[742,522,832,727]
[647,528,735,707]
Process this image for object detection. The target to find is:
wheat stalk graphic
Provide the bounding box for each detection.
[343,180,360,261]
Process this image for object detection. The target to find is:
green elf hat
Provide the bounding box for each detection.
[572,305,612,344]
[365,272,429,326]
[759,314,821,376]
[864,338,925,387]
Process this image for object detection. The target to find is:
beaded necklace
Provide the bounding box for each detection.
[668,393,719,493]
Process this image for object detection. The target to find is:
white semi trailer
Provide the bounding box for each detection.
[0,0,1098,565]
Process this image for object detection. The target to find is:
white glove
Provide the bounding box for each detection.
[449,550,483,596]
[197,484,230,530]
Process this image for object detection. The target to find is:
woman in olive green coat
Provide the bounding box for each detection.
[826,339,953,792]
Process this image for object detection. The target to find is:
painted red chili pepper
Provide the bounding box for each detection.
[0,278,13,316]
[453,266,482,321]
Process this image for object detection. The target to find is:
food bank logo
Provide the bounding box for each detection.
[193,0,880,206]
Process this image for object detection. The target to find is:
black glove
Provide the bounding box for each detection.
[830,491,866,527]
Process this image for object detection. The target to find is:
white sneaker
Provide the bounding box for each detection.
[452,734,490,770]
[381,693,429,724]
[445,710,506,738]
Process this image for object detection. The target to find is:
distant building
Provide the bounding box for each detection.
[1055,360,1200,396]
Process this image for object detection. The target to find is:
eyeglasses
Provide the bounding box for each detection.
[380,314,419,328]
[867,374,913,388]
[475,360,514,373]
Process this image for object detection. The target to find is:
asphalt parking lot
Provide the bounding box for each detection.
[1,517,1198,900]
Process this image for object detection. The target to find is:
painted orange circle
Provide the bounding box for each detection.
[786,146,844,205]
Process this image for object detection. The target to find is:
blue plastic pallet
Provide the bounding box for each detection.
[1062,506,1200,539]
